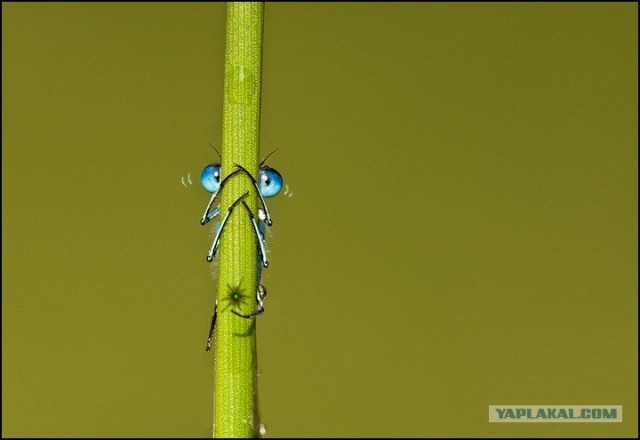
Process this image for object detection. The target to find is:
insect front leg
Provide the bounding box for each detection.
[206,191,249,262]
[200,168,243,225]
[234,163,273,226]
[202,206,221,225]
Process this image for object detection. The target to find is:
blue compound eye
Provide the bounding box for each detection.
[259,167,283,198]
[201,164,221,193]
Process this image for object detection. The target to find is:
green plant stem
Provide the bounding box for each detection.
[214,2,264,438]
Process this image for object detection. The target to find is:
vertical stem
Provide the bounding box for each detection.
[214,2,264,438]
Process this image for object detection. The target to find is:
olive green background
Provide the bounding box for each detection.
[2,2,637,438]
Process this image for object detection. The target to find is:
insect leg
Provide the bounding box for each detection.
[206,191,249,262]
[234,163,273,226]
[232,285,267,318]
[240,200,268,268]
[206,299,218,351]
[203,206,221,224]
[201,168,243,225]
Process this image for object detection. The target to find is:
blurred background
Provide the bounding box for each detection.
[2,2,637,437]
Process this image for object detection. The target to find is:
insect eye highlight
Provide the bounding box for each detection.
[201,164,221,193]
[259,167,283,198]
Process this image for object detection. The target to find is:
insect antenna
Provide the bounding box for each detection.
[259,148,279,168]
[208,142,222,160]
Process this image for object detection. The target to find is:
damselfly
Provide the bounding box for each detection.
[200,148,282,351]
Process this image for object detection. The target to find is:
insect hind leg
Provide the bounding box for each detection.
[206,299,218,351]
[232,285,267,319]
